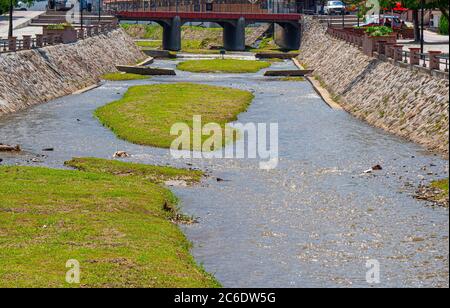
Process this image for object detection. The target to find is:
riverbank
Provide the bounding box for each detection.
[1,59,448,288]
[298,17,449,156]
[0,29,144,116]
[0,158,219,287]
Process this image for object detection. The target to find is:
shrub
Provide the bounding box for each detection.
[46,23,73,30]
[365,26,394,37]
[439,15,449,35]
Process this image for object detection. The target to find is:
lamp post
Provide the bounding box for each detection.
[420,0,425,54]
[8,0,13,38]
[80,0,84,33]
[98,0,101,24]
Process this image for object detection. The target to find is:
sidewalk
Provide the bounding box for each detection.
[0,11,44,39]
[399,30,449,54]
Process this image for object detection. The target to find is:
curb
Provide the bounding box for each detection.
[291,58,343,110]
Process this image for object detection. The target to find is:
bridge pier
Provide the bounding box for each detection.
[274,22,301,51]
[161,16,182,51]
[221,17,246,52]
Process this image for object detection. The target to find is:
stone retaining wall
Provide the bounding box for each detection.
[0,29,144,116]
[299,17,449,156]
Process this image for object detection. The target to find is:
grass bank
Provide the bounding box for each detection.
[0,159,219,288]
[177,59,271,73]
[101,73,150,81]
[95,83,254,149]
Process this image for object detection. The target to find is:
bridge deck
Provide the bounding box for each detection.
[114,11,302,22]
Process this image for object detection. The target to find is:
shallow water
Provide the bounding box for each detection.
[0,59,448,288]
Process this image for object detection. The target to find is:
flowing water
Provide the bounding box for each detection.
[0,59,448,288]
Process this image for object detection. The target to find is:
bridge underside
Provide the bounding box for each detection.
[115,12,302,51]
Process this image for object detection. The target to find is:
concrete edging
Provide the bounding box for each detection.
[291,58,343,110]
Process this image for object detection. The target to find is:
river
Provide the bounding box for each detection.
[0,59,448,288]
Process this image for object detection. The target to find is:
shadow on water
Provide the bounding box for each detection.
[0,59,448,288]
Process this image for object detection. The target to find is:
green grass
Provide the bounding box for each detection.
[177,59,271,74]
[95,83,254,149]
[101,73,150,81]
[0,162,220,288]
[280,77,305,82]
[65,157,203,185]
[249,36,299,53]
[135,40,162,49]
[431,178,449,199]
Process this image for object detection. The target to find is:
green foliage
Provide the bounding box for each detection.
[439,15,449,35]
[101,73,150,81]
[0,163,219,287]
[95,83,254,149]
[177,59,271,74]
[365,26,394,36]
[46,23,73,30]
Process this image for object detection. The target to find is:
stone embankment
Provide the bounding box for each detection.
[0,29,144,116]
[299,17,449,156]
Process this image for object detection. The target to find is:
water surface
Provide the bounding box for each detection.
[0,59,448,288]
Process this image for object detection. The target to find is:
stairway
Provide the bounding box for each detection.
[29,10,117,27]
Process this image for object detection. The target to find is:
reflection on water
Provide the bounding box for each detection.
[0,60,448,288]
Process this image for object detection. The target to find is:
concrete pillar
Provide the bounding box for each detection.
[48,34,54,45]
[384,43,395,58]
[86,26,92,37]
[222,17,246,51]
[274,22,301,51]
[23,35,31,50]
[162,16,182,51]
[8,37,16,52]
[429,51,442,70]
[409,48,421,66]
[393,45,404,62]
[377,40,387,55]
[35,34,43,48]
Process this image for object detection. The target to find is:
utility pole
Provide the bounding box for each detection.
[80,0,84,33]
[98,0,101,24]
[8,0,14,38]
[420,0,425,54]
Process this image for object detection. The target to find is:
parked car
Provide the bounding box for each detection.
[359,15,409,30]
[15,1,29,11]
[324,1,347,15]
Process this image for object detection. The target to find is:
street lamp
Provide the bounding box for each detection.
[80,0,84,33]
[98,0,102,24]
[420,0,425,55]
[8,0,13,38]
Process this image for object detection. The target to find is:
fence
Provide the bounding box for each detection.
[0,23,119,54]
[326,27,449,76]
[103,0,300,14]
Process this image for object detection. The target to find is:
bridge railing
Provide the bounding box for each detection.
[104,0,299,15]
[0,24,118,54]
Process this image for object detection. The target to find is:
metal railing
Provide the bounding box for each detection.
[0,23,118,54]
[104,0,300,14]
[327,26,449,75]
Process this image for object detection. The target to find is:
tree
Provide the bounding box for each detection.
[0,0,35,37]
[403,0,450,41]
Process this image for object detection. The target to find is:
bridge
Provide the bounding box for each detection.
[105,0,303,51]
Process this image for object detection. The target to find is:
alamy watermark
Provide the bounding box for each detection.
[170,116,279,170]
[66,259,81,284]
[366,259,381,284]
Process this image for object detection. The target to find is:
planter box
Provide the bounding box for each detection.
[362,34,397,57]
[43,26,78,44]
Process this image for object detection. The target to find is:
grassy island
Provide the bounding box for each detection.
[95,83,254,149]
[177,59,271,74]
[0,159,219,288]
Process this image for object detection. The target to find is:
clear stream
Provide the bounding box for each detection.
[0,60,448,288]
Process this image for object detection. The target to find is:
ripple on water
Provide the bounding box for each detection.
[0,60,448,288]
